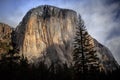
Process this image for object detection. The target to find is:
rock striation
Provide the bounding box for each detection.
[15,5,77,65]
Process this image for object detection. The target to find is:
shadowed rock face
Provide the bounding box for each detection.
[94,39,119,72]
[14,5,118,71]
[0,23,12,55]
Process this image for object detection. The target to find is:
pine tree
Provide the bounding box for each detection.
[73,15,100,79]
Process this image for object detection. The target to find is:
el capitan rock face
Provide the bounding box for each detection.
[14,5,118,71]
[15,5,77,64]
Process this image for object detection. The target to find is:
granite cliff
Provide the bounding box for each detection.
[0,5,118,71]
[15,5,77,65]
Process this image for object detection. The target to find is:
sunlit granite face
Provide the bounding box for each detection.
[15,5,77,64]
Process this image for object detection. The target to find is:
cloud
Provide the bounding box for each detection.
[63,0,120,64]
[74,0,120,44]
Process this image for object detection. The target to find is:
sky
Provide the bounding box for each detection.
[0,0,120,64]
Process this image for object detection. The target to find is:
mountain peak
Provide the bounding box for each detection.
[13,5,119,71]
[15,5,78,65]
[22,5,77,23]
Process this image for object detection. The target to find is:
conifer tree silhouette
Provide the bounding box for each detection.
[73,15,100,80]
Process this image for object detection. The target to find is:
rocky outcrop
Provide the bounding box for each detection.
[0,23,12,55]
[14,5,119,71]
